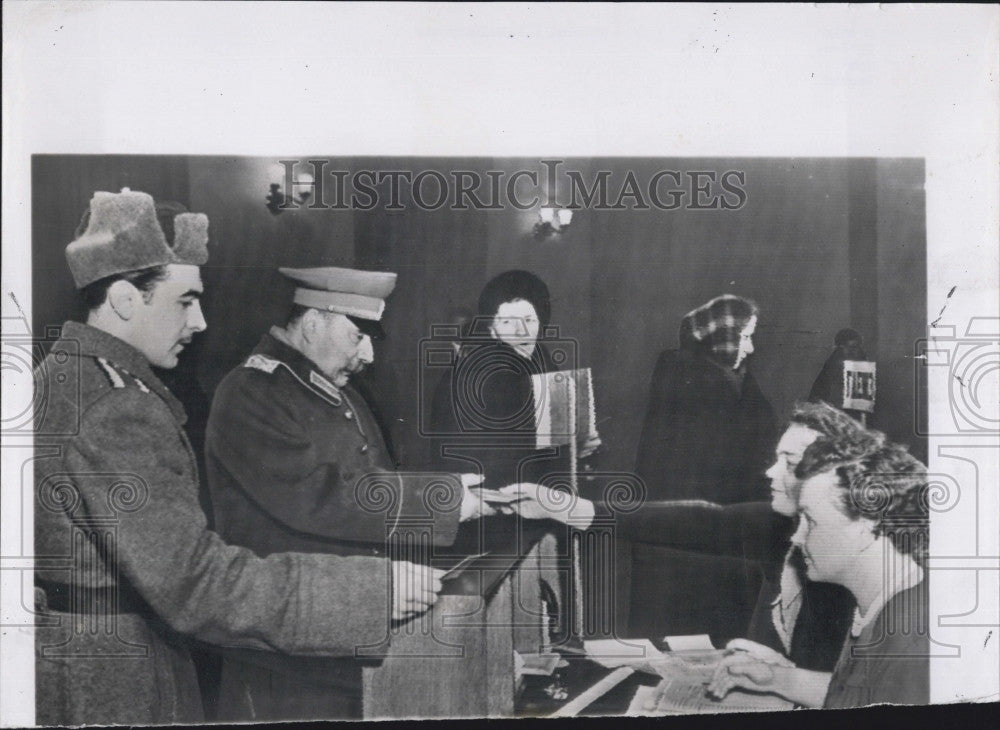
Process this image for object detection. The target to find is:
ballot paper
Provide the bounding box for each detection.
[440,551,491,581]
[662,634,715,652]
[469,488,526,504]
[628,677,794,715]
[583,638,663,668]
[531,368,598,449]
[515,652,562,676]
[646,650,730,683]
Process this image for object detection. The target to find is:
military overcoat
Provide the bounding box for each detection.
[33,322,393,725]
[205,330,463,720]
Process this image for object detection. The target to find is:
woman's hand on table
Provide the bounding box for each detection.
[724,639,794,667]
[707,652,830,708]
[707,653,778,698]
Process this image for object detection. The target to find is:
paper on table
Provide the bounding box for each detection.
[662,634,715,652]
[584,638,663,668]
[516,652,561,676]
[630,677,794,715]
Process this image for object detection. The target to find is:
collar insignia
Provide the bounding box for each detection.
[309,370,343,405]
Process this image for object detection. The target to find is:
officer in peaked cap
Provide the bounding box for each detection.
[35,191,431,725]
[205,265,494,721]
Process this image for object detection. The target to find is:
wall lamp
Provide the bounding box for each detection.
[533,207,574,240]
[266,164,314,215]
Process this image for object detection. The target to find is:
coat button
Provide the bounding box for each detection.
[345,411,353,420]
[360,444,369,454]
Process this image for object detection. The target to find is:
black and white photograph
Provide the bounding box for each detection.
[2,3,998,726]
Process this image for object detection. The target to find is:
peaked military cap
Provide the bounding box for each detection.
[66,189,209,288]
[278,266,397,339]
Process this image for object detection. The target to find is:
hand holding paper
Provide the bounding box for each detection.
[459,474,499,521]
[391,561,446,621]
[499,483,596,526]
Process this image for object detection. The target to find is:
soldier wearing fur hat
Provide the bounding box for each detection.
[33,190,446,725]
[205,265,494,721]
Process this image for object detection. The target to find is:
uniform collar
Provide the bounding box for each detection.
[59,321,187,424]
[254,328,345,403]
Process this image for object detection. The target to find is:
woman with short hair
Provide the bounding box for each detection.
[706,441,930,707]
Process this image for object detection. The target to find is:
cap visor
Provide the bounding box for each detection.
[347,315,386,340]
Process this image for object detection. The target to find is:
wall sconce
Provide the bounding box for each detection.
[266,164,314,215]
[533,207,574,240]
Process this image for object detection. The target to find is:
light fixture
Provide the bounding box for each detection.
[533,207,574,240]
[266,164,314,215]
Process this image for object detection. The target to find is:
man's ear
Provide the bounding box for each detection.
[300,308,320,343]
[106,280,138,321]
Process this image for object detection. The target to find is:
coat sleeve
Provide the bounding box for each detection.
[594,500,789,561]
[65,391,393,656]
[207,373,461,546]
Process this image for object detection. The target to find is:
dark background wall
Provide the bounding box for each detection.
[32,155,927,466]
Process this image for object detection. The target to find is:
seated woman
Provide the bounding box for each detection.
[706,440,930,708]
[507,401,872,672]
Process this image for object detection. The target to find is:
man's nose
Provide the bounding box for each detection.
[358,335,374,364]
[188,301,207,332]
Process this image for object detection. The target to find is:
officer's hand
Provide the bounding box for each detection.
[460,473,485,489]
[391,561,445,622]
[459,483,499,521]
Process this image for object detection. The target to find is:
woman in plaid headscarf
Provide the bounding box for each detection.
[630,294,779,639]
[637,294,777,503]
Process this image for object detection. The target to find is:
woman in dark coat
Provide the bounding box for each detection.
[636,294,778,504]
[628,295,779,640]
[428,271,585,643]
[429,270,571,489]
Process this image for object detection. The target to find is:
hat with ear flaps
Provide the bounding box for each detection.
[65,188,209,288]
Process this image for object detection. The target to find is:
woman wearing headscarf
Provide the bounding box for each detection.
[628,295,779,639]
[636,294,778,504]
[428,270,581,644]
[429,270,572,489]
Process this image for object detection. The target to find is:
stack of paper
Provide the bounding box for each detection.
[628,677,793,715]
[583,638,663,668]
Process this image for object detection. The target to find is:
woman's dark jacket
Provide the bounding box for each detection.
[429,340,571,489]
[635,346,779,504]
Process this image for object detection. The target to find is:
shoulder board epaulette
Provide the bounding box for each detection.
[244,354,281,373]
[95,357,126,389]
